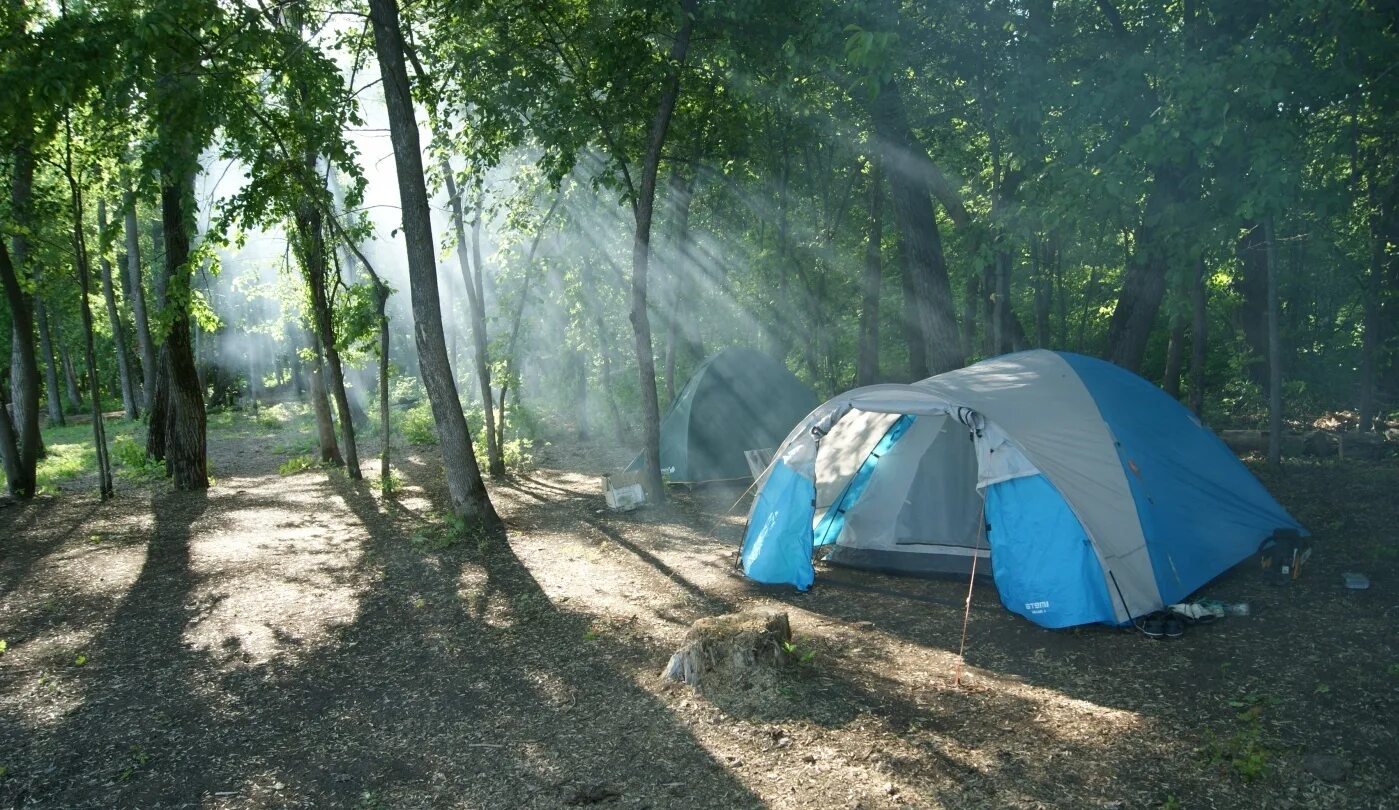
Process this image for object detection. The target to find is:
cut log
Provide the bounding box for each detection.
[1219,429,1304,457]
[1339,431,1386,461]
[1302,430,1337,458]
[661,610,792,689]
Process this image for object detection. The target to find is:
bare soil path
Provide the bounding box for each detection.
[1,414,1396,809]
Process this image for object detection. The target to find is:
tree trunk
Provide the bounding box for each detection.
[145,247,170,463]
[64,157,114,500]
[993,250,1015,355]
[443,167,503,477]
[1358,203,1383,431]
[1032,237,1052,347]
[898,237,927,379]
[158,164,209,490]
[96,200,140,420]
[369,0,499,527]
[496,196,560,455]
[628,0,697,500]
[123,186,157,411]
[662,167,695,406]
[3,144,42,497]
[1235,222,1269,387]
[1105,170,1176,372]
[295,196,361,479]
[857,162,883,387]
[1264,217,1282,469]
[0,238,40,498]
[872,80,965,376]
[307,329,343,466]
[1189,256,1207,416]
[35,296,64,426]
[574,352,590,440]
[20,138,64,429]
[1163,313,1185,398]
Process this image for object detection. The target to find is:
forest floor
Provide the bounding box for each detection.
[1,406,1396,809]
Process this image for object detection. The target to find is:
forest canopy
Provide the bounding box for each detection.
[1,0,1396,509]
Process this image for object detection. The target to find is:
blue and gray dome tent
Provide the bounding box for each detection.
[740,350,1305,629]
[628,347,819,483]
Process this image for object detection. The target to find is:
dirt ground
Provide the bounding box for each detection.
[1,412,1396,809]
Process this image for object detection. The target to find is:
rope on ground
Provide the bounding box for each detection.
[954,502,987,687]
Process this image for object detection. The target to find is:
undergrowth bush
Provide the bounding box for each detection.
[112,436,164,480]
[399,400,439,446]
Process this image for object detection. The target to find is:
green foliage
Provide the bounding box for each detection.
[278,454,317,476]
[408,512,488,552]
[782,639,818,666]
[112,436,164,481]
[399,401,439,447]
[1205,692,1275,782]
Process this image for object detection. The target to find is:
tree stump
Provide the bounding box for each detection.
[661,610,792,689]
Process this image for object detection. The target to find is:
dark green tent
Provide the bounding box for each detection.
[628,347,819,483]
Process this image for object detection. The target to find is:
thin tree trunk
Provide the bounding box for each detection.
[328,220,393,490]
[496,196,560,455]
[1189,256,1207,416]
[1163,314,1185,398]
[123,185,157,410]
[872,80,965,376]
[1032,237,1052,347]
[857,162,883,387]
[1235,222,1269,386]
[307,329,343,466]
[145,236,170,463]
[442,167,503,477]
[1358,202,1383,431]
[1265,217,1282,468]
[64,147,114,500]
[369,0,499,527]
[628,0,697,500]
[97,199,140,420]
[993,250,1015,354]
[23,141,65,428]
[35,296,64,426]
[960,272,979,364]
[296,199,361,478]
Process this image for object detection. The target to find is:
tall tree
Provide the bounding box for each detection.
[122,182,157,410]
[96,199,139,419]
[368,0,500,526]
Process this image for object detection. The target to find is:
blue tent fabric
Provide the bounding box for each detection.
[740,460,817,590]
[984,474,1116,628]
[1059,353,1307,606]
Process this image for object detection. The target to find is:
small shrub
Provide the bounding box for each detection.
[278,454,317,476]
[112,436,164,481]
[1205,693,1274,782]
[399,400,438,446]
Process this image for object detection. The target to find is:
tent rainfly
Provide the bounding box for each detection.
[628,347,819,484]
[739,350,1306,629]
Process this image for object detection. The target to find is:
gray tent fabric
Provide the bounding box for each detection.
[628,347,819,483]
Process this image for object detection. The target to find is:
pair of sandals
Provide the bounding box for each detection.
[1139,611,1185,639]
